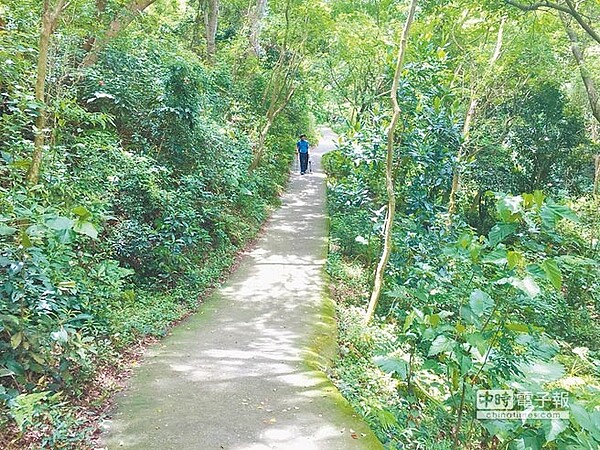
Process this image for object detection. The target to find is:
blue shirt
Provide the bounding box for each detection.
[297,139,309,153]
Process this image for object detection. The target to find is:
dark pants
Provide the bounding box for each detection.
[299,152,309,173]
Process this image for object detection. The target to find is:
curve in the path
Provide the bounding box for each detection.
[100,128,383,450]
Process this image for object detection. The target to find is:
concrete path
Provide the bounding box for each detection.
[100,128,383,450]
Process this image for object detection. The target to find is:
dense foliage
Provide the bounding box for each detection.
[1,0,319,446]
[323,1,600,449]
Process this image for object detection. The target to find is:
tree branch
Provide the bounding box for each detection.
[505,0,600,44]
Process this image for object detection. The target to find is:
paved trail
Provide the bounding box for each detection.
[101,129,382,450]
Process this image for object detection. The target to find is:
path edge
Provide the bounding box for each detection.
[299,160,385,449]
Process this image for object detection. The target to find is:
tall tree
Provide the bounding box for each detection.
[27,0,68,185]
[248,0,268,56]
[248,0,310,171]
[448,17,505,216]
[204,0,219,60]
[560,13,600,193]
[82,0,159,66]
[365,0,418,325]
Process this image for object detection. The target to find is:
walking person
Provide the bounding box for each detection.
[296,134,310,175]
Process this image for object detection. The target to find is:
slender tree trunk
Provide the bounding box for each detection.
[562,16,600,123]
[447,17,504,218]
[82,0,158,66]
[249,85,295,172]
[249,0,267,56]
[592,122,600,196]
[593,155,600,195]
[364,0,418,325]
[191,0,203,51]
[204,0,219,61]
[83,0,107,51]
[561,14,600,195]
[249,0,302,172]
[448,96,477,215]
[27,0,67,185]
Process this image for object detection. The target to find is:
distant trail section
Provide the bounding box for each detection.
[100,128,383,450]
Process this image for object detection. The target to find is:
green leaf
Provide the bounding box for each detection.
[72,205,91,220]
[403,310,416,332]
[10,332,22,349]
[19,230,32,248]
[458,232,472,249]
[466,332,488,355]
[526,263,546,278]
[513,435,543,450]
[570,403,594,433]
[0,224,18,236]
[4,359,24,376]
[460,305,479,326]
[533,190,545,209]
[540,203,579,228]
[73,220,98,239]
[469,243,482,262]
[542,418,568,443]
[31,353,46,365]
[488,223,518,247]
[505,323,529,333]
[518,360,565,384]
[541,259,562,290]
[506,276,540,298]
[482,248,507,265]
[0,368,15,377]
[469,290,494,317]
[373,356,408,379]
[46,216,74,231]
[374,407,399,431]
[386,286,407,299]
[507,251,524,269]
[428,335,455,356]
[54,228,73,244]
[522,193,534,209]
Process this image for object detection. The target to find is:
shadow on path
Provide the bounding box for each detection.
[100,128,383,450]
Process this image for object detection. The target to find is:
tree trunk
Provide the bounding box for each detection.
[561,14,600,195]
[204,0,219,61]
[82,0,158,67]
[592,120,600,196]
[364,0,418,325]
[447,17,505,218]
[191,0,203,51]
[27,0,67,185]
[595,154,600,196]
[249,84,296,172]
[249,0,267,56]
[448,96,477,215]
[561,16,600,123]
[249,0,302,172]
